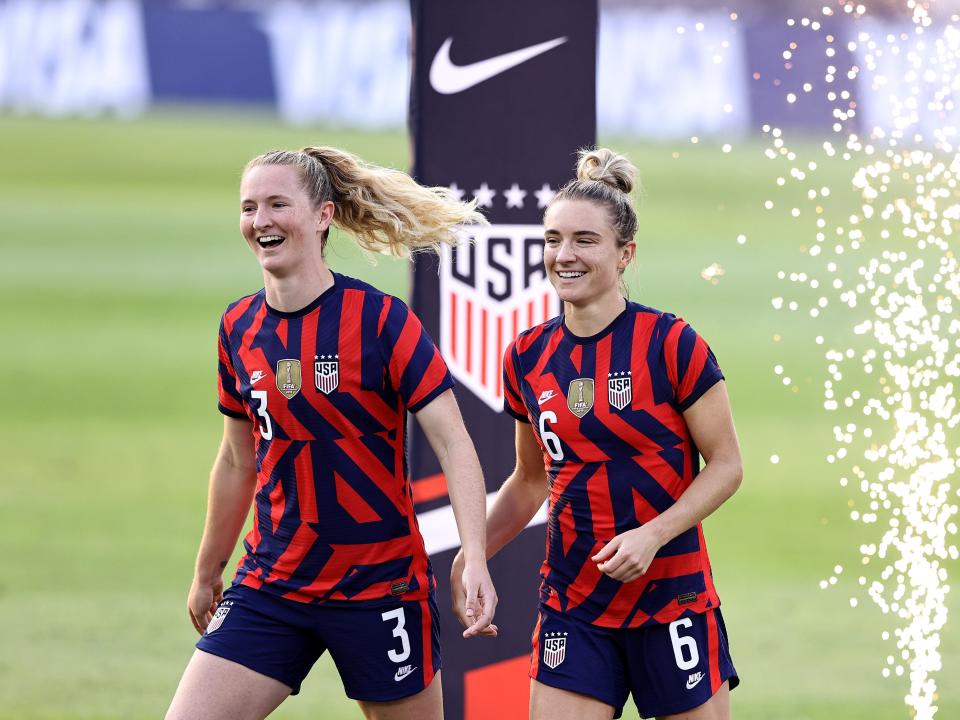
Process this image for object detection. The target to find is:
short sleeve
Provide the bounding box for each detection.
[662,319,724,411]
[502,339,531,422]
[378,296,455,413]
[217,316,246,418]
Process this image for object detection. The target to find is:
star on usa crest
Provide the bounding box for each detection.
[567,378,594,418]
[608,371,632,410]
[314,354,339,394]
[542,631,568,669]
[276,359,302,399]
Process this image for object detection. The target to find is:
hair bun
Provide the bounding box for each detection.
[576,147,636,195]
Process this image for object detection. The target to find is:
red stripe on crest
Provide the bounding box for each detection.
[481,308,489,387]
[466,300,473,373]
[496,316,503,398]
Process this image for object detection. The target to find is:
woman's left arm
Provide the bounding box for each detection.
[593,381,743,581]
[416,388,499,637]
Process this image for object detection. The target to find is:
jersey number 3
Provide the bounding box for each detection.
[250,390,273,440]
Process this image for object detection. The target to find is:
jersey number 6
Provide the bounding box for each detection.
[538,411,564,461]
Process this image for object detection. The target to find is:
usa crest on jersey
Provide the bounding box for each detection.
[608,371,632,410]
[315,354,339,394]
[440,225,561,412]
[543,631,568,669]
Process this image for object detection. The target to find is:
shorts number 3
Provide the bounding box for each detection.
[381,608,412,663]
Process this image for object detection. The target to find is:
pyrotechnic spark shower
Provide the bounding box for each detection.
[760,2,959,717]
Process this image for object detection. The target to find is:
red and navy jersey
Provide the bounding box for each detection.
[216,272,454,605]
[502,301,725,629]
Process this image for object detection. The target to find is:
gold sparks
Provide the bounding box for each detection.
[760,3,959,718]
[700,262,726,284]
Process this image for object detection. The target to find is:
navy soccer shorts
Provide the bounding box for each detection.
[195,584,441,701]
[530,604,738,719]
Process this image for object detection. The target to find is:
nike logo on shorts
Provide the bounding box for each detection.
[429,36,568,94]
[686,671,705,690]
[394,664,417,681]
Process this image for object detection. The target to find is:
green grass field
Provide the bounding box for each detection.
[1,110,957,719]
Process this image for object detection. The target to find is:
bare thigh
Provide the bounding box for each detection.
[657,681,730,720]
[357,670,443,720]
[165,649,292,720]
[530,679,615,720]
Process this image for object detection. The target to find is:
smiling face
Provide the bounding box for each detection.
[543,199,635,308]
[239,164,334,279]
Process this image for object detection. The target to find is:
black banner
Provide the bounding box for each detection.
[408,2,597,717]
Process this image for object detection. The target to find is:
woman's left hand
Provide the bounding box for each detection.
[591,525,663,583]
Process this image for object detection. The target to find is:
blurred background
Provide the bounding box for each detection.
[1,0,958,718]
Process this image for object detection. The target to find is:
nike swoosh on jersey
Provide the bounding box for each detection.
[538,390,558,405]
[686,672,705,690]
[429,36,568,95]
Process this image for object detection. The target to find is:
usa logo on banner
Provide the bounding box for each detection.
[408,0,597,716]
[440,225,560,412]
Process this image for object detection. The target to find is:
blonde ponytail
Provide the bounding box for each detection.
[245,147,486,258]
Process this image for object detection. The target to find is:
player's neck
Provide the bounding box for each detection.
[263,265,335,313]
[563,293,626,338]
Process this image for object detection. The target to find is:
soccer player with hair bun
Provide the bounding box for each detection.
[452,148,742,720]
[166,146,497,720]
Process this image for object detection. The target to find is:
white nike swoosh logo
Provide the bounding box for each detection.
[250,371,266,385]
[394,666,417,681]
[429,36,568,95]
[538,390,558,405]
[686,673,704,690]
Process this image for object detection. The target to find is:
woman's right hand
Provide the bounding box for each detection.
[449,549,498,638]
[187,574,224,635]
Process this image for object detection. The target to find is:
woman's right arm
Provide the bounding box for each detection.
[450,420,548,628]
[187,416,258,634]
